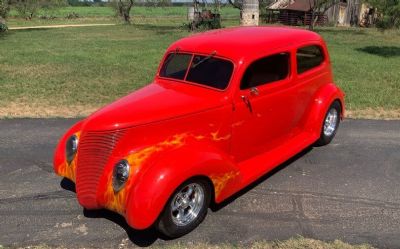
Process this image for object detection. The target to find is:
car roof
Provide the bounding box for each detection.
[168,26,323,62]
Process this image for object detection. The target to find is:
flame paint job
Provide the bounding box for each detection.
[54,27,345,230]
[54,131,80,182]
[101,133,189,215]
[211,171,240,197]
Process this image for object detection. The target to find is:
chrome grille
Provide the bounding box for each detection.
[76,129,125,209]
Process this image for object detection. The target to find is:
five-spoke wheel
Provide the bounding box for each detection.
[156,178,211,238]
[171,183,205,226]
[315,100,341,146]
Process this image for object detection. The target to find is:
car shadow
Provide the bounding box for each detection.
[83,209,160,247]
[60,178,161,246]
[59,146,313,247]
[211,146,313,212]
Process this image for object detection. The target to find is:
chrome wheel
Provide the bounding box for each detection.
[171,183,204,226]
[323,108,338,137]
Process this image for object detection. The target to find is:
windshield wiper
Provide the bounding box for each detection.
[191,50,216,69]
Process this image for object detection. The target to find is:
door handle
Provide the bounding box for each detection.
[241,95,253,113]
[250,87,259,96]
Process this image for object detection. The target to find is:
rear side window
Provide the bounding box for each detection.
[296,45,324,74]
[241,53,289,90]
[160,53,192,80]
[186,55,234,90]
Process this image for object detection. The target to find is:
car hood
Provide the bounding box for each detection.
[82,80,229,131]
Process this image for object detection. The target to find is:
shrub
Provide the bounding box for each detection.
[38,14,56,19]
[65,12,80,19]
[0,0,10,18]
[0,17,7,33]
[364,0,400,29]
[12,0,66,19]
[111,0,134,23]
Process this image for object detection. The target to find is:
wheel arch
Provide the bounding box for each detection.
[304,83,345,137]
[124,144,241,230]
[335,97,345,119]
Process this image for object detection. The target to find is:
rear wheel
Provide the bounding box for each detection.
[156,178,211,238]
[315,100,341,146]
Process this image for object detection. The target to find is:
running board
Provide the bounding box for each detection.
[237,131,318,189]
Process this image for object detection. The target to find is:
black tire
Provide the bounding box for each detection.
[315,100,341,146]
[156,178,211,239]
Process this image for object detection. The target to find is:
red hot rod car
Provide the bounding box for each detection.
[54,26,345,238]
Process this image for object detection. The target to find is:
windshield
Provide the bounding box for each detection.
[159,53,234,90]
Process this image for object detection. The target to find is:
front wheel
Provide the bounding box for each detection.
[315,100,341,146]
[156,178,211,238]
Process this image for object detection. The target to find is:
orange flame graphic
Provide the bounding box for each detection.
[58,131,236,214]
[210,171,239,198]
[210,131,231,141]
[56,132,81,182]
[103,133,189,215]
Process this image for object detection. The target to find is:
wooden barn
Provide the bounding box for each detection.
[265,0,327,26]
[266,0,374,27]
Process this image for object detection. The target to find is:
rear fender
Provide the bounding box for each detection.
[304,83,345,137]
[125,144,240,229]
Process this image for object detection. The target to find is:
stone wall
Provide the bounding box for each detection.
[240,0,259,26]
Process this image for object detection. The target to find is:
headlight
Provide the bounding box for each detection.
[112,160,130,192]
[65,134,78,164]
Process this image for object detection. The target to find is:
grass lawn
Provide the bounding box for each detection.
[0,237,376,249]
[0,23,181,117]
[316,27,400,116]
[0,17,399,118]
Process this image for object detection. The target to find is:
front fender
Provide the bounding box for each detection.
[125,144,240,230]
[304,83,345,137]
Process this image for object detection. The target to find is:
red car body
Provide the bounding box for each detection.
[54,27,345,232]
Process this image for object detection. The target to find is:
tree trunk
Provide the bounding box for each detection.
[309,0,340,29]
[308,0,316,30]
[309,10,315,29]
[118,0,134,24]
[0,16,6,26]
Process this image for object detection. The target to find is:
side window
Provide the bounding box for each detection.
[296,45,324,74]
[241,53,289,90]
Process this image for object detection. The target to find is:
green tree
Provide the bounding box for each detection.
[0,17,7,33]
[111,0,134,23]
[144,0,171,7]
[365,0,400,29]
[227,0,243,9]
[308,0,341,30]
[0,0,9,32]
[12,0,66,19]
[0,0,10,17]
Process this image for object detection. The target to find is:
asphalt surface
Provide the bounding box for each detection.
[0,118,399,248]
